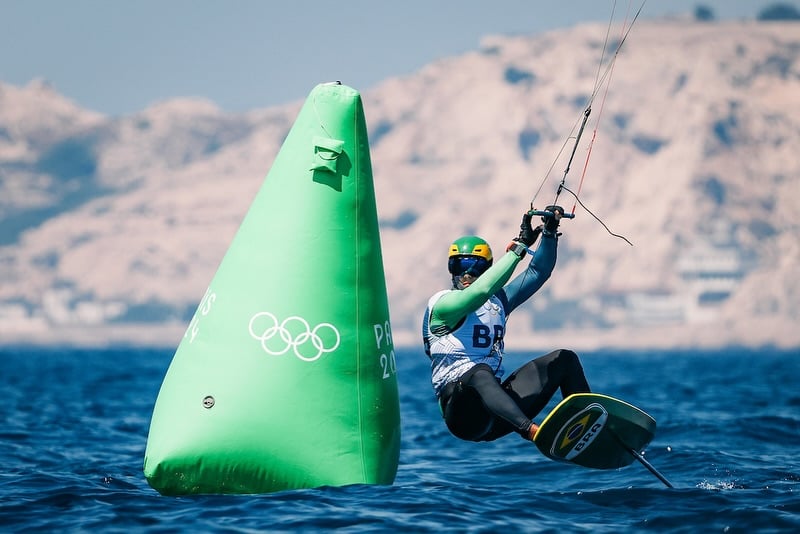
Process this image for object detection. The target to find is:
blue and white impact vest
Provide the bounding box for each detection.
[422,289,507,396]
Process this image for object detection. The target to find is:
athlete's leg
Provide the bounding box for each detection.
[463,366,532,438]
[502,348,591,420]
[442,364,533,441]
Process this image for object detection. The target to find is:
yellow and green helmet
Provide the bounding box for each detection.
[448,236,493,277]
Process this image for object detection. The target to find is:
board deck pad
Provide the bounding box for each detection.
[533,393,656,470]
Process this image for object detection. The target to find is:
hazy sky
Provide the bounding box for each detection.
[1,0,792,116]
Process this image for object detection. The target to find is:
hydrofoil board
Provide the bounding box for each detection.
[533,393,656,470]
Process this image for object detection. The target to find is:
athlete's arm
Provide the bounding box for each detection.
[499,233,558,314]
[431,251,522,330]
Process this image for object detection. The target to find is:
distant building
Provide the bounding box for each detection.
[625,220,747,326]
[677,243,745,323]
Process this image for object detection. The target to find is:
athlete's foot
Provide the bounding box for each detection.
[527,422,540,441]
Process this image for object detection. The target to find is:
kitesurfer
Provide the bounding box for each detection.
[422,207,591,442]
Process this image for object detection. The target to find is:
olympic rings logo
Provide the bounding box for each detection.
[248,312,340,362]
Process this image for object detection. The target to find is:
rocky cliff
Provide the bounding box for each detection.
[1,20,798,350]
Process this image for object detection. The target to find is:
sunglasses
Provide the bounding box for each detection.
[448,256,491,278]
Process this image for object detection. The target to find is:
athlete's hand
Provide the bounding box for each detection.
[541,205,564,234]
[517,212,542,246]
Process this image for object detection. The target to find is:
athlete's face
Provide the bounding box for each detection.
[449,255,490,290]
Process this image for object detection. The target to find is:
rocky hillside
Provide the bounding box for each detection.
[1,19,798,350]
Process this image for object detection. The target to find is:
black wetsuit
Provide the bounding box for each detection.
[439,349,590,441]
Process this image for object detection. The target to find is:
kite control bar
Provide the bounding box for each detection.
[529,209,576,220]
[521,208,575,255]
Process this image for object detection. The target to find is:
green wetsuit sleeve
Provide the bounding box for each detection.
[430,251,522,331]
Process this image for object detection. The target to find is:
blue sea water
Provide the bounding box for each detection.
[1,346,798,532]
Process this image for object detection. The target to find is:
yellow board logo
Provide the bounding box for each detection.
[558,413,594,450]
[551,404,609,460]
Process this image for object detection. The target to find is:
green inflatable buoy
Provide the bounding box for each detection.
[143,82,400,495]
